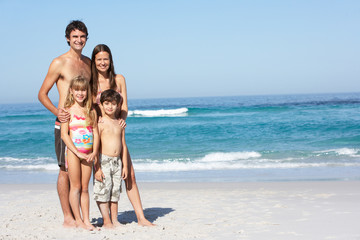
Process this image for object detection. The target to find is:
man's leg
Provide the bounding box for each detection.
[58,167,75,227]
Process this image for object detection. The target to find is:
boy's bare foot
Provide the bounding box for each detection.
[138,218,156,227]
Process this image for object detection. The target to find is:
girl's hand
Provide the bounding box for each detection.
[122,167,128,180]
[76,151,89,160]
[95,168,105,182]
[118,119,126,128]
[58,108,70,123]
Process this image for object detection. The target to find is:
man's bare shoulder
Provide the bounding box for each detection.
[82,55,91,66]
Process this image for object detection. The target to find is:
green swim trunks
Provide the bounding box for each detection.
[93,154,122,202]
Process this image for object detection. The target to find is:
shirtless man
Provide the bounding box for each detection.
[38,20,91,228]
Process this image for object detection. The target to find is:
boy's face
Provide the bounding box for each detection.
[102,100,118,116]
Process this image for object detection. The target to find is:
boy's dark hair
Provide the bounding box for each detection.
[100,89,122,105]
[65,20,88,45]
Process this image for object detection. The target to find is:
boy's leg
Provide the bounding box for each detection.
[97,201,113,228]
[110,201,121,227]
[125,149,155,226]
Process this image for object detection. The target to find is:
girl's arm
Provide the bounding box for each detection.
[121,129,128,180]
[115,74,128,121]
[87,110,100,163]
[60,116,88,160]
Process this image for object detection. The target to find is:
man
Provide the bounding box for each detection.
[38,20,91,227]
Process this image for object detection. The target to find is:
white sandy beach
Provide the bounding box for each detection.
[0,181,359,240]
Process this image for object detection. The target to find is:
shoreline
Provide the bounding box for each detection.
[1,181,359,239]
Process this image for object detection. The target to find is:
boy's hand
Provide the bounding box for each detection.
[58,108,70,123]
[118,119,127,128]
[86,152,97,163]
[95,168,105,182]
[122,167,128,180]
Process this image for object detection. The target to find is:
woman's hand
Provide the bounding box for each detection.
[118,119,126,128]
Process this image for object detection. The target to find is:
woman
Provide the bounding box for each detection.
[90,44,154,226]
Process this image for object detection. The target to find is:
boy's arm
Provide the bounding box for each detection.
[94,120,103,171]
[121,129,128,179]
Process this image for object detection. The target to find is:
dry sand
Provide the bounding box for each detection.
[0,181,359,240]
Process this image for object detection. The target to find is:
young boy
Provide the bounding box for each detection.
[93,89,128,228]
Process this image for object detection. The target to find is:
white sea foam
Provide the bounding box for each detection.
[315,148,359,157]
[198,151,261,162]
[129,108,188,117]
[0,164,58,171]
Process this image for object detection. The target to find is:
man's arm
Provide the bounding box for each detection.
[38,58,63,117]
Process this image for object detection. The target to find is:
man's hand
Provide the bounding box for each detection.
[58,108,70,123]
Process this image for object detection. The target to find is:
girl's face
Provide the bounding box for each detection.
[70,87,87,104]
[95,51,110,73]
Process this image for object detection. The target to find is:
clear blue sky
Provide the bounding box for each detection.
[0,0,359,103]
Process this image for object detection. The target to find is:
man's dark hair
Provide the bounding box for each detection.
[65,20,88,45]
[100,89,122,105]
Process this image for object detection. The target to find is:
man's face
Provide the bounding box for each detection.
[67,29,87,51]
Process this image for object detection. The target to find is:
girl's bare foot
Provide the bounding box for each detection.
[75,220,93,231]
[84,221,99,231]
[102,222,114,229]
[112,220,122,228]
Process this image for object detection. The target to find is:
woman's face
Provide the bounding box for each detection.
[95,51,110,73]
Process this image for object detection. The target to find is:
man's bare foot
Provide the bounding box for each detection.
[138,218,156,227]
[63,218,76,228]
[112,220,122,228]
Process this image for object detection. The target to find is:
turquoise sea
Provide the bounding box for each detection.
[1,93,360,183]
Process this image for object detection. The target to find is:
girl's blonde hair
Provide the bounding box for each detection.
[64,76,95,126]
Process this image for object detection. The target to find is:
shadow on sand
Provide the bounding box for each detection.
[91,207,174,226]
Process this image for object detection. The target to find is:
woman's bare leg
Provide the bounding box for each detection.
[125,149,155,226]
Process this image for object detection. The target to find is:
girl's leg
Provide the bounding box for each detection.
[67,151,88,229]
[80,159,95,230]
[125,149,155,226]
[110,201,121,227]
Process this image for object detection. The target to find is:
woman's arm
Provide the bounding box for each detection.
[115,74,128,121]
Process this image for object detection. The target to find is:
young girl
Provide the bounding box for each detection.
[61,76,99,230]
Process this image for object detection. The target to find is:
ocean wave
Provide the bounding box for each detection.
[198,151,261,162]
[0,164,58,171]
[314,148,360,157]
[128,107,188,117]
